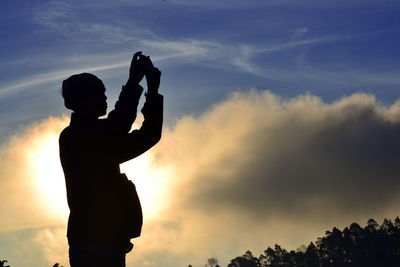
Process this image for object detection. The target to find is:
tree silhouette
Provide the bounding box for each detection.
[228,250,260,267]
[205,257,220,267]
[200,217,400,267]
[0,260,10,267]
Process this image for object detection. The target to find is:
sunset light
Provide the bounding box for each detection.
[29,130,68,219]
[24,118,169,222]
[121,153,171,220]
[25,119,69,220]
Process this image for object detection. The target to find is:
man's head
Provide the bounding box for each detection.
[62,73,107,117]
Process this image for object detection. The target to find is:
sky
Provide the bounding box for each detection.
[1,0,400,266]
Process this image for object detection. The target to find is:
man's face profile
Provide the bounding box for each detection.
[85,83,107,117]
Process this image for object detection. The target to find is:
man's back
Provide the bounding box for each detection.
[59,115,131,249]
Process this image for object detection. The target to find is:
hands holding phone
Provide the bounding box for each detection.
[129,51,161,95]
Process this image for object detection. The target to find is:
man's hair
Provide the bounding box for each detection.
[62,73,103,111]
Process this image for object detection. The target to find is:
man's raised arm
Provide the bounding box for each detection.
[115,67,163,163]
[107,52,149,134]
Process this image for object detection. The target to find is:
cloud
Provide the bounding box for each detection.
[134,90,400,266]
[70,0,399,9]
[4,1,397,101]
[3,90,400,266]
[293,27,309,38]
[0,117,69,232]
[0,61,129,98]
[30,1,375,76]
[157,90,400,218]
[0,117,71,266]
[33,227,69,265]
[32,1,151,45]
[139,35,355,77]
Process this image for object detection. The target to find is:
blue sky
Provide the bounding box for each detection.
[2,1,400,266]
[1,0,400,139]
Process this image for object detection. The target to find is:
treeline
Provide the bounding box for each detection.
[2,217,400,266]
[200,217,400,267]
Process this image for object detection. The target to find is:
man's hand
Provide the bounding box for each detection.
[146,68,161,96]
[128,51,146,84]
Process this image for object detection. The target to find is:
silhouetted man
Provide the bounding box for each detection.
[59,52,163,267]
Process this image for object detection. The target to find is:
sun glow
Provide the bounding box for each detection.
[121,153,170,220]
[26,117,169,222]
[27,120,69,220]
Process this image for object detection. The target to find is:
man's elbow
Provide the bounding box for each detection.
[150,129,162,146]
[141,129,162,150]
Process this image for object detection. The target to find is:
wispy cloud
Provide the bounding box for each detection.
[139,35,348,73]
[82,0,397,9]
[23,0,400,99]
[4,1,399,100]
[138,34,400,88]
[3,31,400,100]
[0,61,128,98]
[293,27,309,38]
[32,1,150,45]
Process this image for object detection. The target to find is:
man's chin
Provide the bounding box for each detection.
[99,108,107,117]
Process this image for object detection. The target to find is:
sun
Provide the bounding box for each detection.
[27,117,169,221]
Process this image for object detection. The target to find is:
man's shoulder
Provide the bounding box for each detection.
[60,125,71,136]
[59,125,72,143]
